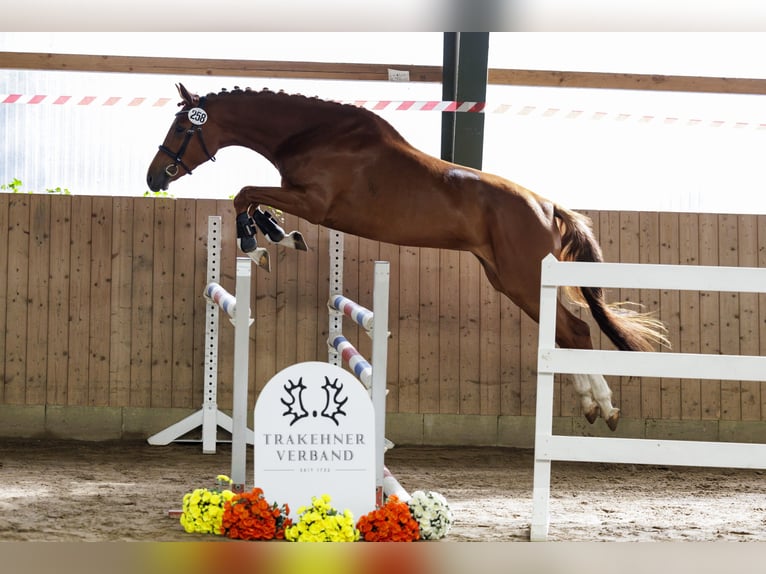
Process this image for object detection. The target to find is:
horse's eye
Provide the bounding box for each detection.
[175,125,185,134]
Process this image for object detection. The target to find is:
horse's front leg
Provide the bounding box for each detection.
[234,186,314,271]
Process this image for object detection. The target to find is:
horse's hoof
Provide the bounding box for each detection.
[237,236,258,253]
[584,405,600,425]
[605,408,620,431]
[244,247,271,272]
[289,231,308,251]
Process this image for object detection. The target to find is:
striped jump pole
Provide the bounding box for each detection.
[330,335,373,390]
[329,294,374,332]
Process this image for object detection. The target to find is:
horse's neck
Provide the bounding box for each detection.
[215,94,332,159]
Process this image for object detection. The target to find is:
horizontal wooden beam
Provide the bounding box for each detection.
[0,52,443,83]
[2,51,766,95]
[488,67,766,95]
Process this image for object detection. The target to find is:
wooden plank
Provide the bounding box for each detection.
[0,52,443,83]
[170,198,196,408]
[89,196,112,406]
[499,284,521,417]
[718,214,741,421]
[130,198,154,408]
[379,241,400,413]
[253,218,279,403]
[5,52,766,94]
[658,212,681,420]
[109,197,133,407]
[759,215,766,422]
[618,212,641,418]
[418,247,440,414]
[737,214,759,421]
[315,225,332,365]
[678,213,701,420]
[397,245,420,413]
[598,212,622,410]
[67,196,92,406]
[25,195,50,405]
[5,195,30,405]
[698,213,721,420]
[459,252,481,415]
[479,265,501,416]
[46,195,71,405]
[519,312,539,417]
[150,199,175,408]
[295,218,319,364]
[0,194,8,404]
[639,212,661,419]
[439,250,461,414]
[274,212,300,373]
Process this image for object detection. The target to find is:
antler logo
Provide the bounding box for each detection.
[321,377,348,426]
[281,378,309,426]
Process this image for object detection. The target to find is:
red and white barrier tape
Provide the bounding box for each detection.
[2,93,765,129]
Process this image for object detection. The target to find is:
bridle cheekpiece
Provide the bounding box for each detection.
[158,96,217,177]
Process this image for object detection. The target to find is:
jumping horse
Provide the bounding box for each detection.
[147,83,668,430]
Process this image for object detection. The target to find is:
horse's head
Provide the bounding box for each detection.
[146,83,219,191]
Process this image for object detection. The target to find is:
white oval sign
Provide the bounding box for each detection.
[187,107,208,125]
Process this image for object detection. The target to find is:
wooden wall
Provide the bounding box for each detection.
[1,194,765,425]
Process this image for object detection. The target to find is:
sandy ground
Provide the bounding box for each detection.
[1,438,765,542]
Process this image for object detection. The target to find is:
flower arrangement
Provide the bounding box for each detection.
[357,495,420,542]
[284,494,360,542]
[179,475,235,535]
[220,487,292,540]
[407,491,453,540]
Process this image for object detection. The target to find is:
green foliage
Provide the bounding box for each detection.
[1,178,71,195]
[143,190,175,199]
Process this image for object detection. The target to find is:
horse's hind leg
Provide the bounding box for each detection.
[555,302,620,430]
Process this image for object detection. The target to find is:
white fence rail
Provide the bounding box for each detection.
[531,253,766,541]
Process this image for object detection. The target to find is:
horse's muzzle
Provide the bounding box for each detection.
[146,170,169,192]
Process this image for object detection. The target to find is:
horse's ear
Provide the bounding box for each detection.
[176,83,195,105]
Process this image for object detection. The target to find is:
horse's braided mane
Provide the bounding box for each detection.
[203,86,357,112]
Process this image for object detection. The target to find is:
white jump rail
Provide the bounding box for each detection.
[531,253,766,541]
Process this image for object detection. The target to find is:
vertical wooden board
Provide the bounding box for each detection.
[718,214,741,421]
[379,241,400,412]
[357,237,380,389]
[150,199,175,408]
[110,197,134,407]
[618,212,641,418]
[274,212,300,373]
[315,225,332,363]
[438,249,460,414]
[598,212,621,409]
[25,195,50,405]
[171,198,196,408]
[67,196,92,406]
[658,212,681,420]
[341,232,361,354]
[698,213,721,419]
[758,215,766,422]
[130,198,154,408]
[519,312,539,417]
[398,245,420,413]
[418,247,440,414]
[253,223,278,404]
[4,195,30,404]
[678,213,701,419]
[0,194,8,404]
[479,265,501,416]
[89,196,113,406]
[639,212,661,419]
[737,214,760,421]
[192,201,218,407]
[499,289,521,417]
[46,195,71,405]
[458,252,481,415]
[295,218,319,364]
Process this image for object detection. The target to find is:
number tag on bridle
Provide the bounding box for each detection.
[188,107,208,126]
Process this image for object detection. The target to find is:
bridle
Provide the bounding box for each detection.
[158,97,217,177]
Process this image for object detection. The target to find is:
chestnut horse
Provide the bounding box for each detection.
[147,84,667,430]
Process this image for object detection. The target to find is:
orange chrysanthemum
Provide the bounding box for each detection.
[356,496,420,542]
[220,487,292,540]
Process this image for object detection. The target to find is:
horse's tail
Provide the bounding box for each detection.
[553,204,669,352]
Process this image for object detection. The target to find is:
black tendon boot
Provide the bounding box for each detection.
[236,211,258,252]
[252,209,286,243]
